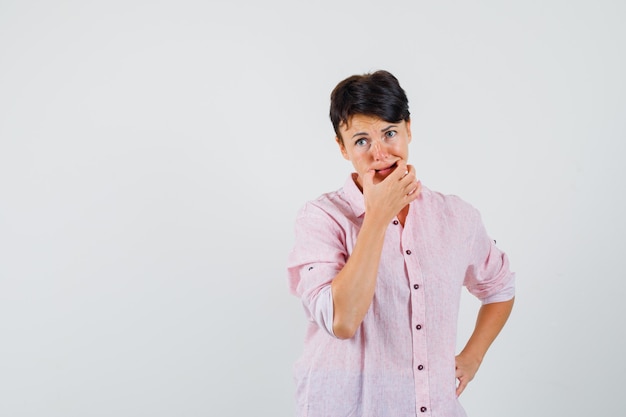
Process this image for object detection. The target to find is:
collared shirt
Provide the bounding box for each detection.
[287,174,515,417]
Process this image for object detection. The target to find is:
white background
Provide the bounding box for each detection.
[1,1,625,416]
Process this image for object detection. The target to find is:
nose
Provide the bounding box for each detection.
[370,140,388,161]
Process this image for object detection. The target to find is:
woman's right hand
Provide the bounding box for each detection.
[361,161,421,224]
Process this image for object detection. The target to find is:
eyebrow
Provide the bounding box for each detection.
[351,125,397,139]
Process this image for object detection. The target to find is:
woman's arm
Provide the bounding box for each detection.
[331,163,420,339]
[330,213,388,339]
[455,297,515,396]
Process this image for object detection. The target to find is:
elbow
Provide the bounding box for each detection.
[332,317,360,340]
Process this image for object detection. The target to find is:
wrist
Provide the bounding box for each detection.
[458,348,484,366]
[363,208,397,229]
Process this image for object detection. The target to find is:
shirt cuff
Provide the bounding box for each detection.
[310,285,337,338]
[480,273,516,304]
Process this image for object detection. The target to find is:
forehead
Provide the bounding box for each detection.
[340,114,400,135]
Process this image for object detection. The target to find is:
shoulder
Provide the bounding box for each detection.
[419,185,481,220]
[297,187,354,221]
[291,188,354,247]
[415,186,487,248]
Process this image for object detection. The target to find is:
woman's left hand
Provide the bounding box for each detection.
[454,352,482,397]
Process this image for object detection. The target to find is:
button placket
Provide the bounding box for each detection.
[402,226,429,416]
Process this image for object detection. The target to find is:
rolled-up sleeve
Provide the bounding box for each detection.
[287,203,347,337]
[464,213,516,304]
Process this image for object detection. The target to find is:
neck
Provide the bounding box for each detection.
[397,205,410,227]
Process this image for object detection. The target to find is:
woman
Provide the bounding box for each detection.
[287,70,515,417]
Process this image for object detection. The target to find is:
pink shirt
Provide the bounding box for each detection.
[287,174,515,417]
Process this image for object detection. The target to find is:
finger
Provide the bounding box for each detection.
[455,362,463,379]
[408,180,422,196]
[406,164,416,176]
[361,169,376,190]
[399,164,416,183]
[389,160,408,180]
[456,377,468,397]
[403,166,421,196]
[404,180,418,197]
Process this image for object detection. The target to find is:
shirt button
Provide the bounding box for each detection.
[418,364,424,370]
[413,284,419,289]
[393,220,399,225]
[405,249,412,255]
[420,407,427,412]
[416,324,422,330]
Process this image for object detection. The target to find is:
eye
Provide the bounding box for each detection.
[355,138,368,147]
[385,130,397,139]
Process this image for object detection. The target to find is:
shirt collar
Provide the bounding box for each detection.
[344,173,366,217]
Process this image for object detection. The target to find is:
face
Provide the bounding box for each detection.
[337,114,412,189]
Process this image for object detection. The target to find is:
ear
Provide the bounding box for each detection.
[336,136,350,160]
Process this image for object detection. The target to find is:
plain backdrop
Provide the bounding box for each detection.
[1,1,625,416]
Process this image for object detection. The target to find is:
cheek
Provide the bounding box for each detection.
[391,143,409,156]
[352,156,370,170]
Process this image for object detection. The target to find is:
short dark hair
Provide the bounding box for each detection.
[330,70,410,144]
